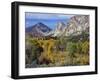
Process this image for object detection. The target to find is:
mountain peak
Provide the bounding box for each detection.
[34,22,48,28]
[36,22,44,26]
[56,22,66,31]
[26,22,52,37]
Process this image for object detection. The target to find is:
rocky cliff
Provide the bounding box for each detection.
[65,15,89,36]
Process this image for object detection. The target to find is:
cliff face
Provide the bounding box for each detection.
[53,22,66,37]
[65,15,89,36]
[51,15,89,37]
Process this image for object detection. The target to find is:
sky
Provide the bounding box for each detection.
[25,12,74,30]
